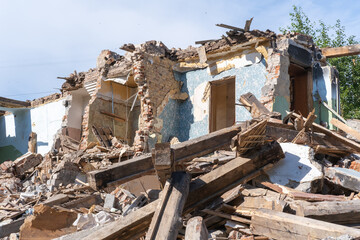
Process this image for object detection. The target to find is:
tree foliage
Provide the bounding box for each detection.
[281,5,360,119]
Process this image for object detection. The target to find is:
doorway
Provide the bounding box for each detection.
[209,76,235,132]
[289,63,311,117]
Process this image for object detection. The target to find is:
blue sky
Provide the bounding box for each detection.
[0,0,359,101]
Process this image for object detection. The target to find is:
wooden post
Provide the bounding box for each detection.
[153,143,174,187]
[28,132,37,153]
[146,171,190,240]
[185,216,208,240]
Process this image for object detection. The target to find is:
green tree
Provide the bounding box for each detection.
[281,6,360,119]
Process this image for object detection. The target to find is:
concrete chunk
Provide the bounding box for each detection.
[325,167,360,192]
[103,194,116,209]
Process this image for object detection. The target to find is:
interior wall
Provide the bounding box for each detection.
[66,89,91,141]
[30,99,67,154]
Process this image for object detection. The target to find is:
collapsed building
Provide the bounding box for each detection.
[0,27,341,160]
[3,23,360,239]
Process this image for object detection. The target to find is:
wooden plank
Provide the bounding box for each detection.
[202,209,251,225]
[0,96,30,108]
[321,101,347,123]
[87,153,153,190]
[185,216,208,240]
[315,145,352,157]
[88,124,243,190]
[100,110,125,122]
[146,172,190,240]
[321,44,360,58]
[304,109,317,131]
[216,23,244,32]
[291,199,360,225]
[251,209,360,239]
[261,182,346,202]
[291,112,360,153]
[239,92,270,118]
[331,118,360,142]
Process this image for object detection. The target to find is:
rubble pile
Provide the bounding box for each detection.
[1,92,360,239]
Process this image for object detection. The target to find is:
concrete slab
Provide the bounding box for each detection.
[265,143,323,192]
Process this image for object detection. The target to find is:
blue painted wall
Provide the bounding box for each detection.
[0,109,31,162]
[158,59,267,142]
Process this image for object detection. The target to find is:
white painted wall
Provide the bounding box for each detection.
[30,99,66,154]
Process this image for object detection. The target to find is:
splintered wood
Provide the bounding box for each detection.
[237,120,267,155]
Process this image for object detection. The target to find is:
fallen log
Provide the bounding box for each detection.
[250,209,360,239]
[88,124,243,190]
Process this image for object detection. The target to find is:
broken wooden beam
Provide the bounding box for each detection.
[321,44,360,58]
[250,209,360,239]
[315,145,352,158]
[331,118,360,142]
[185,216,208,240]
[244,17,253,32]
[87,153,154,190]
[239,92,280,119]
[291,199,360,225]
[28,132,37,153]
[88,124,243,190]
[100,110,125,122]
[152,143,174,187]
[195,39,217,45]
[291,112,360,152]
[216,23,244,32]
[0,96,30,108]
[13,152,42,176]
[261,182,346,202]
[146,172,190,240]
